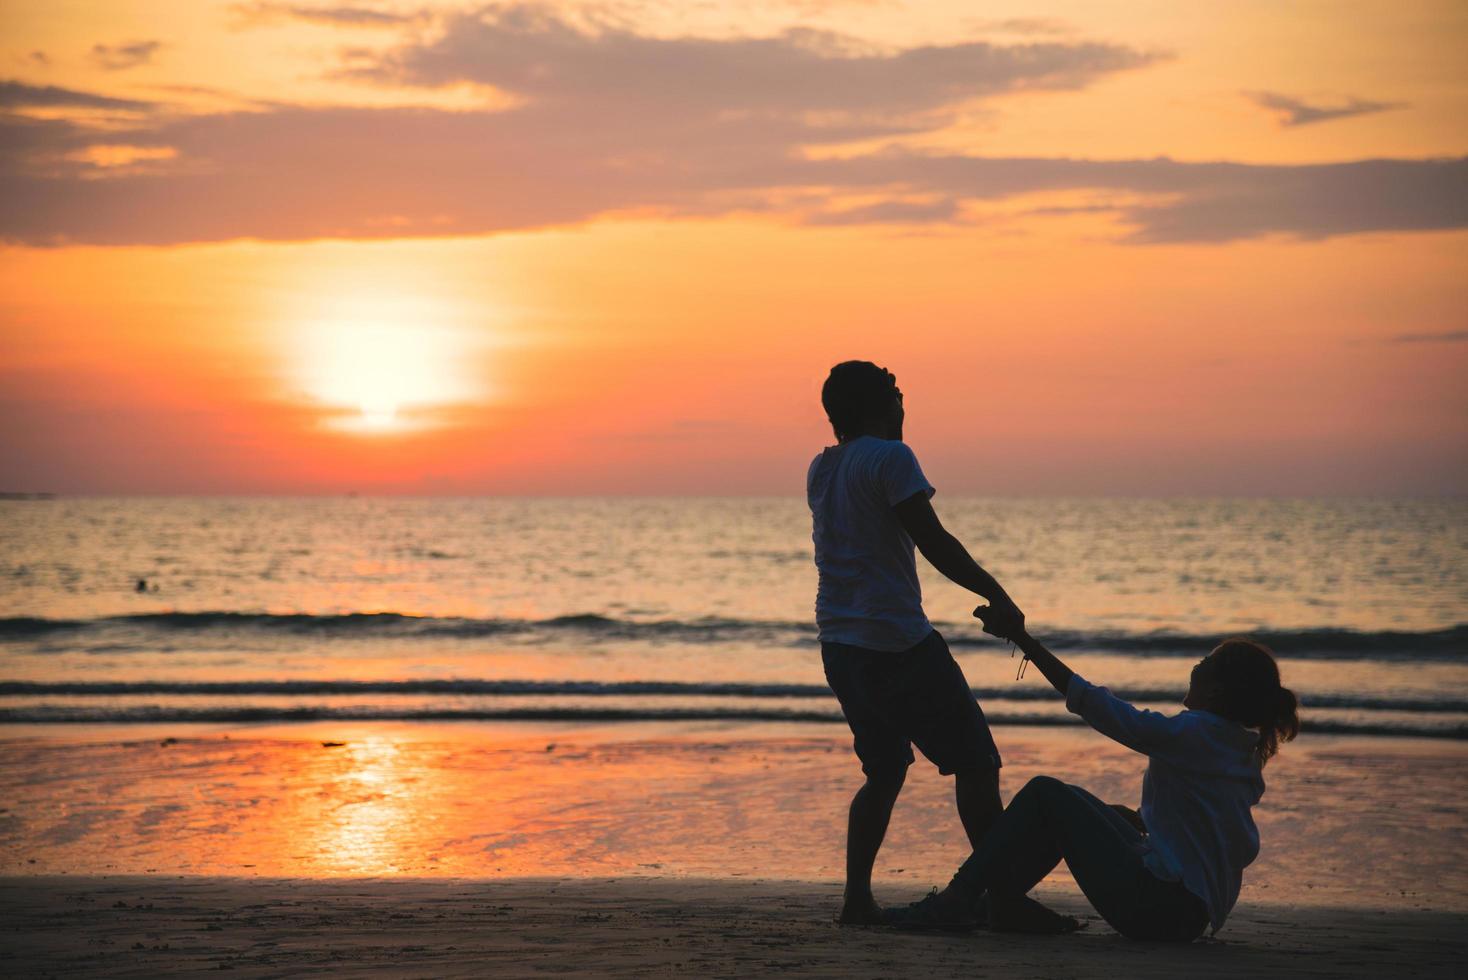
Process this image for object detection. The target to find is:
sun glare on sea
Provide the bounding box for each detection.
[288,289,492,435]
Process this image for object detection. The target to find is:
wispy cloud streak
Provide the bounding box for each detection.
[1247,90,1404,127]
[231,3,422,29]
[89,40,163,71]
[1387,330,1468,344]
[0,79,155,111]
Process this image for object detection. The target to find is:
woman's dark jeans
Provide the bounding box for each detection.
[953,775,1210,942]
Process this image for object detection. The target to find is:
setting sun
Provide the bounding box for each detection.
[287,290,493,435]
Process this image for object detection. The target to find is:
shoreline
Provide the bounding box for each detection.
[2,875,1463,978]
[3,716,1466,747]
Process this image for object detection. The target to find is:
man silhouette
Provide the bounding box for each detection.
[808,360,1024,924]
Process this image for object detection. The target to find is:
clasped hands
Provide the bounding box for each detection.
[974,599,1028,677]
[973,598,1025,642]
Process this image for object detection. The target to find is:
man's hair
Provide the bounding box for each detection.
[821,361,898,439]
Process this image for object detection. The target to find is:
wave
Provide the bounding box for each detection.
[962,625,1468,661]
[0,611,788,644]
[0,703,1460,739]
[2,679,1464,714]
[1,612,1464,661]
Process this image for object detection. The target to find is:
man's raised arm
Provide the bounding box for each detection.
[893,492,1024,634]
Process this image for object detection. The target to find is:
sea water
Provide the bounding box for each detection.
[2,497,1464,737]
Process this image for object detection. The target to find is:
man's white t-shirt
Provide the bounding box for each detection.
[807,436,935,652]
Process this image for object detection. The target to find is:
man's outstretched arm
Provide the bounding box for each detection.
[893,492,1024,630]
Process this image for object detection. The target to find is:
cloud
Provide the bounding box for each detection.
[143,83,274,110]
[1105,158,1468,242]
[24,50,50,67]
[0,11,1462,247]
[805,197,962,225]
[1387,329,1468,344]
[776,0,898,12]
[358,5,1162,121]
[967,17,1072,36]
[4,102,1463,247]
[1247,91,1404,127]
[803,153,1468,242]
[231,3,421,28]
[0,78,155,111]
[89,40,163,71]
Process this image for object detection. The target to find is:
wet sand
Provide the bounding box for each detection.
[1,722,1464,975]
[2,875,1464,978]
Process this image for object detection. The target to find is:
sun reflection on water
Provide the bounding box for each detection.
[310,736,420,874]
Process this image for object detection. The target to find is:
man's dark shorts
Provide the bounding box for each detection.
[822,629,1002,779]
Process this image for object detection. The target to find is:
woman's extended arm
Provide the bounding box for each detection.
[986,618,1193,757]
[1012,629,1072,697]
[975,608,1071,694]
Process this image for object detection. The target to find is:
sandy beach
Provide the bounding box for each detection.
[1,721,1465,976]
[2,875,1463,978]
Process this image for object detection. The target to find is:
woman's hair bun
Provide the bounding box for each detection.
[1210,638,1299,764]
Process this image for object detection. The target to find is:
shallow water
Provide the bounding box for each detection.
[2,497,1465,735]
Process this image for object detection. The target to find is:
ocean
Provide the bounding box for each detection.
[2,497,1464,738]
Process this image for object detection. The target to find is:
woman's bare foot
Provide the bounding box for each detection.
[988,894,1085,934]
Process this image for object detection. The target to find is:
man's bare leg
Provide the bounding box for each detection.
[955,768,1002,850]
[840,769,906,924]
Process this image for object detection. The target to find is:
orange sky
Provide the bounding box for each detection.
[1,1,1465,494]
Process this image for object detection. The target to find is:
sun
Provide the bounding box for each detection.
[288,290,491,435]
